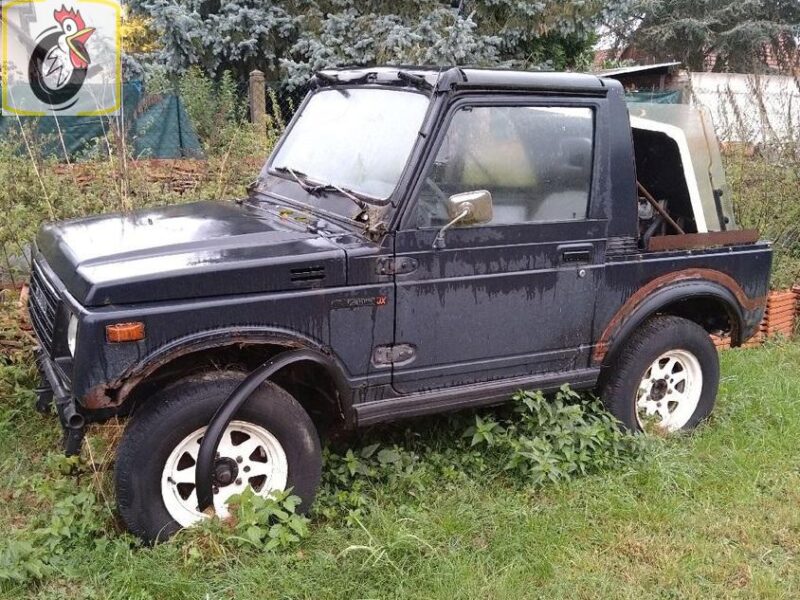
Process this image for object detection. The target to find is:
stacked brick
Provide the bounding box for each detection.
[710,333,732,350]
[760,290,797,338]
[712,289,798,350]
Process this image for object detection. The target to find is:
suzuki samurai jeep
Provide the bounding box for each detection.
[27,67,772,542]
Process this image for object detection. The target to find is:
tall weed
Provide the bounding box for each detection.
[705,74,800,288]
[726,148,800,288]
[0,70,285,284]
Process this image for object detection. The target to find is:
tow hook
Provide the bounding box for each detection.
[37,352,86,456]
[56,395,86,456]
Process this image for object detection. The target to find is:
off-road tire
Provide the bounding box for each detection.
[600,315,719,432]
[115,372,321,543]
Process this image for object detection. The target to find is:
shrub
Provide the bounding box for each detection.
[314,385,645,523]
[725,147,800,289]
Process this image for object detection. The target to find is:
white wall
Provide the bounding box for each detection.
[689,72,800,144]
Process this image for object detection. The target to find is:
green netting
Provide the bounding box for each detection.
[0,81,203,159]
[625,90,682,104]
[131,95,203,159]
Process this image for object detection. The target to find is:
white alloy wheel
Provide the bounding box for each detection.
[160,420,289,527]
[635,349,703,432]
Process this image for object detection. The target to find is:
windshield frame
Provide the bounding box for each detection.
[258,85,435,223]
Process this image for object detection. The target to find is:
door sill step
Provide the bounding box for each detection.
[355,368,600,426]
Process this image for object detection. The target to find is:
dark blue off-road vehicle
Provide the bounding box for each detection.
[28,67,771,542]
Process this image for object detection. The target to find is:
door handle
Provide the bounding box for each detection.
[558,244,593,264]
[562,249,591,263]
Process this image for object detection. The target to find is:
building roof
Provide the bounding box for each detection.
[595,61,682,78]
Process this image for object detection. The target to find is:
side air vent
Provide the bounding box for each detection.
[290,266,326,282]
[606,236,640,260]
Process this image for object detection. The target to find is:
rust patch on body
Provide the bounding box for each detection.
[81,333,307,409]
[646,229,760,252]
[593,268,766,364]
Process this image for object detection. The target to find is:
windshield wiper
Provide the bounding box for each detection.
[309,181,368,211]
[274,166,317,194]
[273,166,368,211]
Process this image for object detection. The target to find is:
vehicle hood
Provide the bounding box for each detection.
[36,200,349,306]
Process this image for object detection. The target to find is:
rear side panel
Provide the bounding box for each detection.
[593,241,772,365]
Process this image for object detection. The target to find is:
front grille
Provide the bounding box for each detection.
[28,261,60,352]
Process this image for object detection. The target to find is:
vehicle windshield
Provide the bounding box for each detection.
[266,88,430,200]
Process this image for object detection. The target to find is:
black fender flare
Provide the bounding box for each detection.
[595,279,747,369]
[85,327,353,411]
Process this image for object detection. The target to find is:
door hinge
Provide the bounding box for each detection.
[376,256,418,276]
[372,344,417,367]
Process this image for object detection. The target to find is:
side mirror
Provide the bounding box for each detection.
[434,190,493,249]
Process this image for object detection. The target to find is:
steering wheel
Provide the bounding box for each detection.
[414,177,450,227]
[425,177,449,204]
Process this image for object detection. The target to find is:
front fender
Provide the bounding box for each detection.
[80,326,353,411]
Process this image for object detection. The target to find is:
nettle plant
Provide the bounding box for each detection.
[313,386,644,523]
[496,387,643,484]
[225,488,310,550]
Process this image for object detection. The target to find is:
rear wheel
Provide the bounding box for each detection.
[115,373,322,543]
[600,316,720,433]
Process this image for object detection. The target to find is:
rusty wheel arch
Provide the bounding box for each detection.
[593,269,764,368]
[82,329,355,434]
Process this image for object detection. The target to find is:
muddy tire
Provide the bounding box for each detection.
[115,373,321,543]
[600,315,719,433]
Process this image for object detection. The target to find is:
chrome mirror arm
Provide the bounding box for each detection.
[433,203,472,250]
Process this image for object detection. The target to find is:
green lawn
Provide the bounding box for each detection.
[1,340,799,599]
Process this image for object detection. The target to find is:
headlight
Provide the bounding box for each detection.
[67,314,78,356]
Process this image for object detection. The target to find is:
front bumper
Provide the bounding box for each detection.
[35,349,85,456]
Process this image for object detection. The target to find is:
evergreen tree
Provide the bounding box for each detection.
[126,0,606,87]
[604,0,800,72]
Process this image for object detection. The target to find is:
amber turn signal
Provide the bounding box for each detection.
[106,322,145,343]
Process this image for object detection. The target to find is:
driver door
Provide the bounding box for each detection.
[391,100,603,394]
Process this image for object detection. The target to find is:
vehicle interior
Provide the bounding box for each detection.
[415,105,593,228]
[628,104,757,251]
[413,101,755,251]
[632,126,699,239]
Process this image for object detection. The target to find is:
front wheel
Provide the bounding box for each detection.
[115,373,322,543]
[600,315,720,433]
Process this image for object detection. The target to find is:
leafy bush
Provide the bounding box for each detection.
[0,456,107,584]
[725,147,800,289]
[491,387,642,484]
[179,67,244,150]
[314,385,645,524]
[225,488,310,550]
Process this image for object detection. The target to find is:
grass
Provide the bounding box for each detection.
[1,334,799,598]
